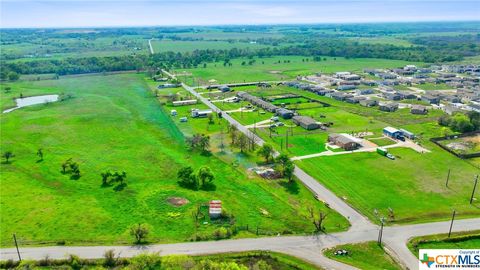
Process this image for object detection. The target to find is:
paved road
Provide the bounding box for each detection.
[148,38,155,54]
[173,76,373,231]
[5,73,475,270]
[2,218,479,270]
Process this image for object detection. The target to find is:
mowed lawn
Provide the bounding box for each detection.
[296,146,480,224]
[408,231,480,254]
[175,56,423,84]
[0,74,348,247]
[324,242,401,270]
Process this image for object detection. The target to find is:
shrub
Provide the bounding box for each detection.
[103,249,117,267]
[162,255,195,270]
[127,253,161,270]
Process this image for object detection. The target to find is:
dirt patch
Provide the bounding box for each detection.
[167,197,189,207]
[269,70,282,74]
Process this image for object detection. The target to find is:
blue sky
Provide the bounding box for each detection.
[0,0,479,28]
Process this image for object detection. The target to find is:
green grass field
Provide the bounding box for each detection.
[0,74,350,247]
[324,242,401,270]
[408,231,480,255]
[296,146,480,224]
[415,83,453,91]
[369,137,396,147]
[175,56,423,84]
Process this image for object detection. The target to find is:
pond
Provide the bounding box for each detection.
[3,94,59,113]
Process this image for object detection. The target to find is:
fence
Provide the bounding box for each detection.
[430,130,480,159]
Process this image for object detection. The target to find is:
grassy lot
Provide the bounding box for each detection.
[369,137,396,147]
[175,56,423,84]
[415,83,453,91]
[437,135,480,155]
[296,146,480,224]
[408,231,480,255]
[229,110,274,126]
[260,130,328,157]
[151,40,272,53]
[0,74,349,247]
[324,242,401,270]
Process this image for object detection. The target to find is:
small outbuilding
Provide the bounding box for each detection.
[383,127,402,138]
[410,105,428,115]
[379,103,399,112]
[191,109,212,118]
[209,200,222,219]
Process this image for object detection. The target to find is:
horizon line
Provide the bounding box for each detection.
[1,19,480,30]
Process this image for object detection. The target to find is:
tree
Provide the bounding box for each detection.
[61,158,72,173]
[208,113,214,124]
[113,171,127,184]
[228,124,239,145]
[197,166,214,186]
[129,223,150,244]
[275,154,295,180]
[237,133,248,153]
[7,71,19,81]
[284,162,295,182]
[101,171,112,185]
[36,148,43,161]
[308,207,328,232]
[69,162,81,178]
[177,166,198,189]
[257,144,274,163]
[2,151,14,163]
[199,135,210,152]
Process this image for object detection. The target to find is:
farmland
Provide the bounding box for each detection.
[174,56,424,84]
[0,73,348,247]
[151,40,273,53]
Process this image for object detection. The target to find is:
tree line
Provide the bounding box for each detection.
[2,35,478,78]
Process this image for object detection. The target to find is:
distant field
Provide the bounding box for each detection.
[2,36,148,62]
[175,56,424,84]
[324,241,401,270]
[348,37,414,47]
[151,40,273,53]
[174,31,285,40]
[0,74,348,247]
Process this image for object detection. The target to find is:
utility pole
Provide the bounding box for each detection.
[448,210,456,238]
[13,233,21,261]
[286,130,289,150]
[470,175,478,204]
[377,218,385,246]
[445,169,451,187]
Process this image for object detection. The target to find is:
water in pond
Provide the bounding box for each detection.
[3,95,59,113]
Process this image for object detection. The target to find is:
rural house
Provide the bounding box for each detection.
[328,133,361,151]
[292,116,320,130]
